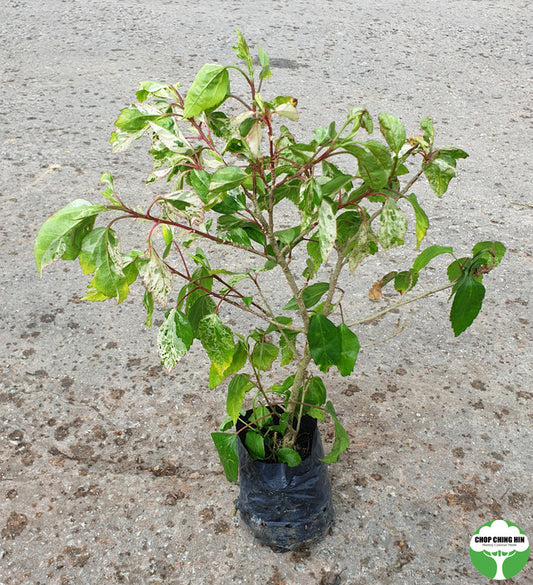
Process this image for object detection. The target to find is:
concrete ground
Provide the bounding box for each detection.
[0,1,531,583]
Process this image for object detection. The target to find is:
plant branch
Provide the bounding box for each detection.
[283,345,312,446]
[346,282,453,327]
[228,93,253,110]
[166,264,301,332]
[399,163,426,196]
[360,318,407,348]
[108,204,275,262]
[251,274,301,360]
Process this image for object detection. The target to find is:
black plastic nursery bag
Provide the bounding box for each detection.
[235,411,334,551]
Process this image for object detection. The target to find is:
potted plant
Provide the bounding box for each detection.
[35,31,505,550]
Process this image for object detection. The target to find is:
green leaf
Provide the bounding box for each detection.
[319,173,353,198]
[183,64,230,118]
[227,374,254,423]
[275,225,301,245]
[305,239,323,278]
[337,324,360,376]
[378,113,406,154]
[447,257,467,283]
[209,340,248,389]
[238,116,256,139]
[272,96,298,122]
[209,166,248,195]
[252,404,273,429]
[378,199,408,249]
[157,308,194,371]
[228,227,251,247]
[413,245,454,272]
[318,199,337,261]
[143,289,154,327]
[187,169,211,200]
[251,341,279,371]
[271,375,295,397]
[394,270,419,294]
[283,282,330,311]
[211,432,239,482]
[219,415,235,432]
[321,401,349,464]
[217,214,244,233]
[302,282,331,308]
[361,110,373,133]
[212,190,246,215]
[439,147,468,162]
[424,157,456,197]
[277,448,302,467]
[279,329,298,366]
[186,266,213,309]
[114,105,156,134]
[406,193,429,249]
[78,227,129,303]
[472,241,506,268]
[449,275,486,336]
[245,431,265,460]
[343,140,393,190]
[420,117,434,143]
[257,45,272,80]
[308,315,342,373]
[35,199,107,274]
[346,106,366,129]
[140,248,173,306]
[336,211,362,247]
[198,314,235,375]
[308,407,325,421]
[100,173,120,206]
[188,295,217,337]
[304,376,327,406]
[233,29,254,77]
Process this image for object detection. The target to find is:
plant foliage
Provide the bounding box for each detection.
[35,31,505,481]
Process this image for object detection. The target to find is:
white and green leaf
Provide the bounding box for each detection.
[318,199,337,261]
[157,308,194,371]
[140,248,173,306]
[79,227,130,303]
[378,199,408,249]
[198,314,235,375]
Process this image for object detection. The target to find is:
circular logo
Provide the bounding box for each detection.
[470,519,529,580]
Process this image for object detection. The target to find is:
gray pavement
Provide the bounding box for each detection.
[0,1,531,583]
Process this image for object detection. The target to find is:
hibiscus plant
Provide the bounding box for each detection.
[35,31,505,481]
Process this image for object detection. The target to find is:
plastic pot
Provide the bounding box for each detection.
[235,410,334,551]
